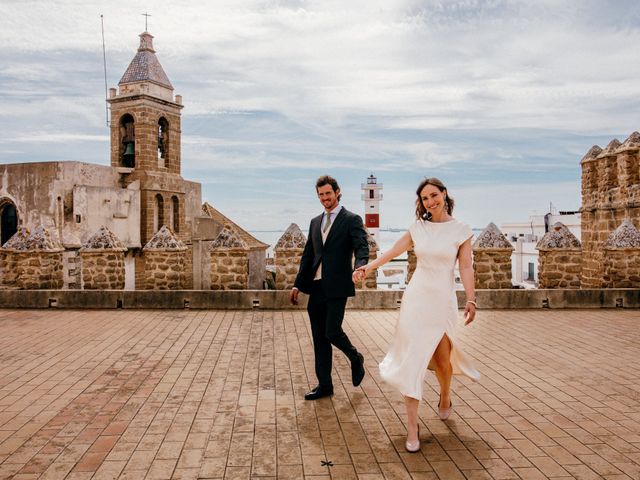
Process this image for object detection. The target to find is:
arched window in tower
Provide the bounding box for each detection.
[157,117,169,168]
[153,194,164,233]
[171,196,180,233]
[119,114,135,168]
[0,200,18,246]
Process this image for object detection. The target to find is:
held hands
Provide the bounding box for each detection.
[463,301,476,325]
[352,265,368,283]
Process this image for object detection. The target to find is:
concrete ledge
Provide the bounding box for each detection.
[0,289,638,309]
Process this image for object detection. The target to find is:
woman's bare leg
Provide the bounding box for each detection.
[404,396,420,442]
[432,334,453,408]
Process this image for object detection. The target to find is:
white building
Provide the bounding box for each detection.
[501,207,581,286]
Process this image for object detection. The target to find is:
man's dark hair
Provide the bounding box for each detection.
[316,175,341,201]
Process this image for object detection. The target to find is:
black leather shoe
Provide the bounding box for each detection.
[352,352,365,387]
[304,385,334,400]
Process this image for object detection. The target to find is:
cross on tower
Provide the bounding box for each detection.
[142,12,151,31]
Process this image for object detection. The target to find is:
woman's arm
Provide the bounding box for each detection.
[353,231,412,281]
[457,237,476,325]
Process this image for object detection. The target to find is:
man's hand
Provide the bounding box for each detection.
[352,265,367,283]
[289,287,299,305]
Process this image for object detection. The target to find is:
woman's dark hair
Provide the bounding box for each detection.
[415,177,455,220]
[316,175,341,201]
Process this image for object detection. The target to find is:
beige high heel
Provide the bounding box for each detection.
[438,394,452,420]
[405,424,420,453]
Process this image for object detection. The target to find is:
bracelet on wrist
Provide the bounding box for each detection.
[466,300,477,307]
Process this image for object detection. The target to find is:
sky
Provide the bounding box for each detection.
[1,0,639,235]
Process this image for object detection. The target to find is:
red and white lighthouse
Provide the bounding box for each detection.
[361,174,383,241]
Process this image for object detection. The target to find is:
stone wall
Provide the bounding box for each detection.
[142,225,187,290]
[602,219,640,288]
[581,132,640,288]
[210,225,250,290]
[81,252,125,289]
[0,227,30,288]
[15,251,64,289]
[536,223,582,289]
[274,223,306,290]
[80,226,127,290]
[473,223,513,289]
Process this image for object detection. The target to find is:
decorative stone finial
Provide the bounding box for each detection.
[274,223,306,250]
[604,219,640,249]
[1,227,30,250]
[472,223,513,250]
[536,222,581,250]
[597,138,621,157]
[618,131,640,151]
[211,225,249,250]
[367,234,379,252]
[22,226,63,251]
[143,225,186,250]
[81,226,126,252]
[580,145,602,164]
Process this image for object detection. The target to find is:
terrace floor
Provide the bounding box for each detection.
[0,308,639,479]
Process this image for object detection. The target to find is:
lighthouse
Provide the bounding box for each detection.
[361,174,383,241]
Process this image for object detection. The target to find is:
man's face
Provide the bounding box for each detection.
[317,184,340,211]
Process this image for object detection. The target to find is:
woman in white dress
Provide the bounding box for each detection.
[353,177,480,453]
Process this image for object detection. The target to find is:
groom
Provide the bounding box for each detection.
[290,175,369,400]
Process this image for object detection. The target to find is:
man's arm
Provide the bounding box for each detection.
[290,222,315,304]
[350,214,369,270]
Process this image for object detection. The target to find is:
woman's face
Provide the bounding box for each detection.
[420,183,446,215]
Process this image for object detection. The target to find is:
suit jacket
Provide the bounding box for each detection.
[294,207,369,298]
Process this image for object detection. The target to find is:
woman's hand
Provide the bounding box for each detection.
[463,301,476,325]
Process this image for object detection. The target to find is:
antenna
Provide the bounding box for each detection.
[100,14,109,127]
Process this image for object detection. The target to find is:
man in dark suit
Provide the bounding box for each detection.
[290,175,369,400]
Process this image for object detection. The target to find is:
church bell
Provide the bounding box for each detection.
[122,142,135,167]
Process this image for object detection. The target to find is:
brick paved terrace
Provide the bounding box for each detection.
[0,308,639,480]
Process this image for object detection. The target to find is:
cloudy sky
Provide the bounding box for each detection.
[1,0,638,235]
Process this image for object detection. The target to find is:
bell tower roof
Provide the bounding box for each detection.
[119,32,173,90]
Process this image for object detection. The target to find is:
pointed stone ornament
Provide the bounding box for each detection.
[617,131,640,151]
[580,145,602,164]
[143,225,186,250]
[604,219,640,249]
[23,226,63,251]
[119,32,173,89]
[211,225,249,250]
[536,223,581,250]
[81,226,126,252]
[472,223,513,250]
[367,233,380,252]
[597,138,621,157]
[1,227,30,250]
[274,223,306,250]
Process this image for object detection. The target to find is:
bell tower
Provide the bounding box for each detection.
[108,31,186,244]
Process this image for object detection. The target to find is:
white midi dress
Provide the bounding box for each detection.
[379,218,481,400]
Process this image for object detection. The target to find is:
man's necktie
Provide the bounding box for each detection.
[323,212,332,233]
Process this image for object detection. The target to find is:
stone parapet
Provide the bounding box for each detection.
[274,223,306,290]
[210,225,249,290]
[603,219,640,288]
[473,223,513,289]
[362,234,379,290]
[536,223,582,289]
[80,226,127,290]
[0,227,30,288]
[143,225,187,290]
[7,226,64,290]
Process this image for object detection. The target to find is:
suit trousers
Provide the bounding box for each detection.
[307,280,359,387]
